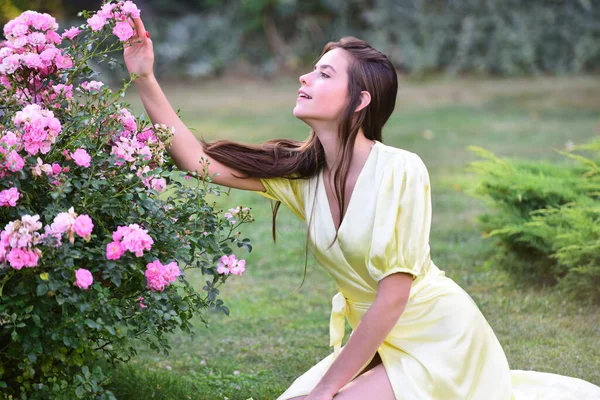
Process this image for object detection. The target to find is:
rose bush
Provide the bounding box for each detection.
[0,3,253,398]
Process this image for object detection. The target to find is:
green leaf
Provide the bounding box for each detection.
[36,283,48,296]
[85,319,97,329]
[110,269,122,287]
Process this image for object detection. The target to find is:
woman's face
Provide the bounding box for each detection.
[293,48,351,125]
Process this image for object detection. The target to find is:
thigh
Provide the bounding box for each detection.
[286,353,385,400]
[334,364,395,400]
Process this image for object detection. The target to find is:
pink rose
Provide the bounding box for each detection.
[216,254,234,275]
[61,27,81,40]
[121,1,141,18]
[230,259,246,276]
[106,241,124,260]
[98,3,117,19]
[55,54,72,69]
[51,212,74,234]
[74,268,93,289]
[51,163,62,175]
[7,248,39,270]
[145,260,180,291]
[145,260,167,291]
[71,148,91,167]
[45,30,61,45]
[112,21,134,42]
[22,53,43,69]
[73,214,93,240]
[151,178,166,193]
[87,14,107,31]
[40,48,59,63]
[52,84,73,99]
[0,187,20,207]
[216,254,245,276]
[164,261,181,283]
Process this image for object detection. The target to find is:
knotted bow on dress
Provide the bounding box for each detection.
[329,292,348,357]
[329,292,374,357]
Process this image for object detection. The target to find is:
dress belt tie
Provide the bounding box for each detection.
[330,292,348,357]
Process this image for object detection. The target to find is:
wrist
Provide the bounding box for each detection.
[133,73,156,86]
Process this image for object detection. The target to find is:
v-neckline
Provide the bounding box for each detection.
[318,140,379,236]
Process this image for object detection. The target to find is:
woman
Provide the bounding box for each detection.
[124,17,600,400]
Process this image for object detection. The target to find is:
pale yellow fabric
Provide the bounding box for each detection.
[253,140,600,399]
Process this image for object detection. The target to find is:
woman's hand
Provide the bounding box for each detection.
[123,17,154,79]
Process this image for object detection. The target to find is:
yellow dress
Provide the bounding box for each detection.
[254,140,600,399]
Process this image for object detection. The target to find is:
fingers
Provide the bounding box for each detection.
[124,17,149,47]
[133,17,147,39]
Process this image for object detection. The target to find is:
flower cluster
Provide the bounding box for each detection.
[0,208,94,270]
[0,131,24,177]
[145,260,180,291]
[224,205,251,224]
[0,11,75,104]
[108,115,171,191]
[0,187,20,207]
[111,135,151,166]
[87,1,141,41]
[31,157,64,178]
[1,11,62,65]
[48,207,94,244]
[0,215,43,269]
[80,80,104,92]
[216,254,246,276]
[0,4,253,396]
[106,224,154,259]
[12,104,62,155]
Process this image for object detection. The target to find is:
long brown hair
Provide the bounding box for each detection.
[201,37,398,289]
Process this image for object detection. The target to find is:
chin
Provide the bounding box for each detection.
[292,105,309,120]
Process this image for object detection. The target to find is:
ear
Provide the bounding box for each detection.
[354,90,371,113]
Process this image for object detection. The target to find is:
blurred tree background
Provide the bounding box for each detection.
[2,0,599,78]
[2,2,600,397]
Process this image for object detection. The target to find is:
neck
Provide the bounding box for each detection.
[313,127,375,171]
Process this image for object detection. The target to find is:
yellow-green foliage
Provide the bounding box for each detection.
[467,140,600,302]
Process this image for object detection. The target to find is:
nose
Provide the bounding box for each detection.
[299,71,310,85]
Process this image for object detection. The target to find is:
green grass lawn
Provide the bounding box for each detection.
[107,76,600,399]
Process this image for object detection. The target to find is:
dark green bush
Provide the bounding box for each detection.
[467,141,600,302]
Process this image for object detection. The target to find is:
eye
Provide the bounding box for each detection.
[320,72,330,78]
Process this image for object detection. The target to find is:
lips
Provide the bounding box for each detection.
[297,89,312,99]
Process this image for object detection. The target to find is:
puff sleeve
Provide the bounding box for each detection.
[254,176,306,221]
[366,153,433,282]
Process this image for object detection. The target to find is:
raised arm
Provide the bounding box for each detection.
[124,17,265,192]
